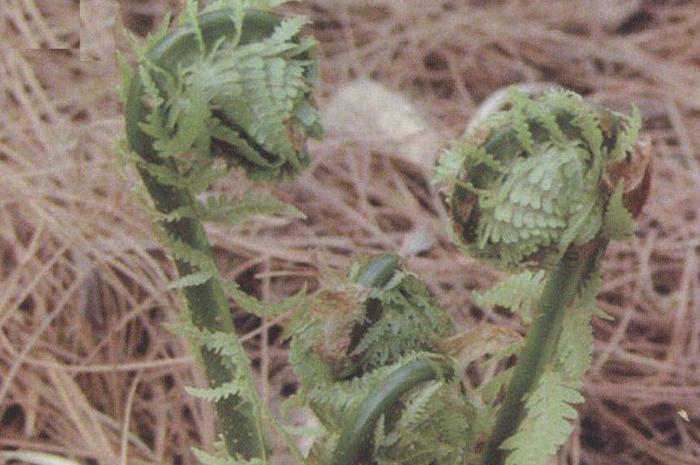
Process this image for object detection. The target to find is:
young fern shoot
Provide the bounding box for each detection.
[435,88,652,465]
[117,0,320,461]
[288,255,476,465]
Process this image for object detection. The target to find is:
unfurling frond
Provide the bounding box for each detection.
[118,1,321,461]
[435,88,650,269]
[451,88,651,465]
[289,256,474,465]
[123,1,322,191]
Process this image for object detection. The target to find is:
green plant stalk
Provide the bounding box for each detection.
[124,10,280,460]
[331,359,442,465]
[483,240,608,465]
[340,254,400,379]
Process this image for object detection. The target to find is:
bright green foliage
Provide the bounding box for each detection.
[556,268,601,381]
[293,354,474,465]
[186,380,242,402]
[197,191,305,225]
[118,3,646,459]
[556,298,595,383]
[152,214,308,317]
[499,371,584,465]
[609,105,641,161]
[145,190,305,225]
[475,258,603,465]
[288,258,473,465]
[168,270,214,289]
[435,89,641,269]
[225,281,308,318]
[152,224,218,273]
[121,0,321,183]
[119,0,317,326]
[348,270,453,371]
[173,319,308,464]
[478,368,514,405]
[472,269,545,323]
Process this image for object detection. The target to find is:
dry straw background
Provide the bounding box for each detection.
[1,0,699,464]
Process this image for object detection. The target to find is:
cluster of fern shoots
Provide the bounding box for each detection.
[117,2,651,465]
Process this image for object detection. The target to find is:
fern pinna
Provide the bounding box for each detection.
[118,0,320,462]
[435,88,652,465]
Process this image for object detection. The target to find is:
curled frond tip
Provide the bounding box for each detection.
[435,88,652,269]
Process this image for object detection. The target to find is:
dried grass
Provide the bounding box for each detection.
[1,1,699,464]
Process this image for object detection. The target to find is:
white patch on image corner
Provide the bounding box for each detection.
[322,79,442,169]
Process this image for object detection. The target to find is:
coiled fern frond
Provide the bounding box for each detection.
[435,88,651,270]
[288,255,475,465]
[122,0,321,184]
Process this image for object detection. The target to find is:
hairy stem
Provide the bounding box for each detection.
[124,10,279,460]
[483,240,608,465]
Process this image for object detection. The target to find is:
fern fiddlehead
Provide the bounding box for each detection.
[119,0,320,460]
[331,359,444,465]
[436,88,651,465]
[289,255,474,465]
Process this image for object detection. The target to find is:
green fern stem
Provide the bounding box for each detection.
[124,10,280,460]
[483,240,607,465]
[331,359,444,465]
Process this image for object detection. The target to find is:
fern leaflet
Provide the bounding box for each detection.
[168,270,213,289]
[197,191,305,225]
[500,371,585,465]
[225,281,308,318]
[186,380,241,402]
[472,270,546,323]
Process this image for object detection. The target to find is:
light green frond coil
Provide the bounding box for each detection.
[435,88,644,269]
[123,1,321,184]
